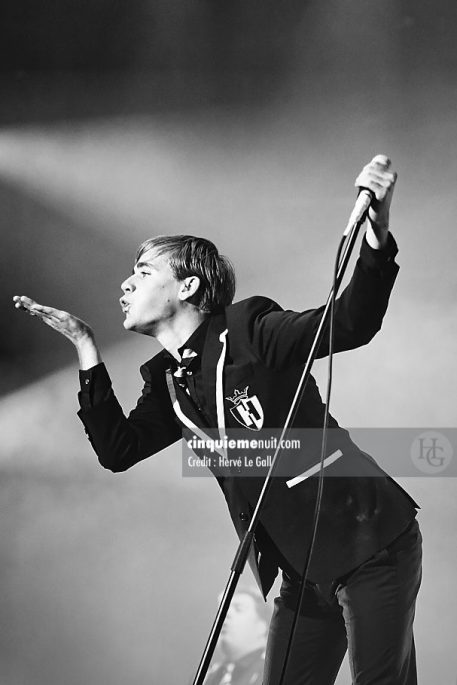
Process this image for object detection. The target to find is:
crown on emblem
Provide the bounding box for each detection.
[226,386,249,406]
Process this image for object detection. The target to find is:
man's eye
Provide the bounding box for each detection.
[140,271,150,277]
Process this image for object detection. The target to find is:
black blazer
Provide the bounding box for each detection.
[78,236,418,596]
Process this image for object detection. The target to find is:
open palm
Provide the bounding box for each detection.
[13,295,93,345]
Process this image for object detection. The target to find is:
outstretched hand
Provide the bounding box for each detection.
[13,295,102,369]
[13,295,94,346]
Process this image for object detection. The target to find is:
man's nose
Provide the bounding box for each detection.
[121,275,135,293]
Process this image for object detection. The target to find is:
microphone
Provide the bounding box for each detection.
[343,189,374,237]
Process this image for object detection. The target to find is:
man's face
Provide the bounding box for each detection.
[120,248,182,334]
[220,593,267,659]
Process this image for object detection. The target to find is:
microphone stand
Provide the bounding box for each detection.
[191,200,371,685]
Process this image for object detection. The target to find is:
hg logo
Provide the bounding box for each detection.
[410,431,453,474]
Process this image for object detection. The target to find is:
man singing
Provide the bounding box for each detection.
[14,155,422,684]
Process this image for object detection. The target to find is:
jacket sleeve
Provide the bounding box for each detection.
[77,361,181,472]
[245,233,399,369]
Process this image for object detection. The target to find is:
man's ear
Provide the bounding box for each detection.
[178,276,201,302]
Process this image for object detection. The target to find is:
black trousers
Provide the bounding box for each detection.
[263,519,422,685]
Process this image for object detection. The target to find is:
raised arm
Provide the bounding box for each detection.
[12,296,181,470]
[241,155,400,368]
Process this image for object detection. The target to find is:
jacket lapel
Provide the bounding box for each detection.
[165,312,229,456]
[200,311,228,431]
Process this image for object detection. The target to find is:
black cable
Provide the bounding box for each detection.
[277,231,347,685]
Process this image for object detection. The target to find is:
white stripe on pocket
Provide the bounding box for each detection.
[286,449,343,488]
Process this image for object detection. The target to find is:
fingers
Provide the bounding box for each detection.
[369,155,397,188]
[13,295,92,346]
[355,154,397,202]
[13,296,64,322]
[371,154,391,169]
[13,295,33,309]
[13,295,40,315]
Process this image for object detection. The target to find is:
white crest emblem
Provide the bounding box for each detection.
[226,386,264,431]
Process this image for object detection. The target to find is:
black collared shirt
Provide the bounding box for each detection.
[165,316,212,420]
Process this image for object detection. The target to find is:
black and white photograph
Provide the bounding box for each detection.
[1,2,457,683]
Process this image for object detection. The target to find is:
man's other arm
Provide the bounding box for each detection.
[77,360,181,472]
[12,296,181,471]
